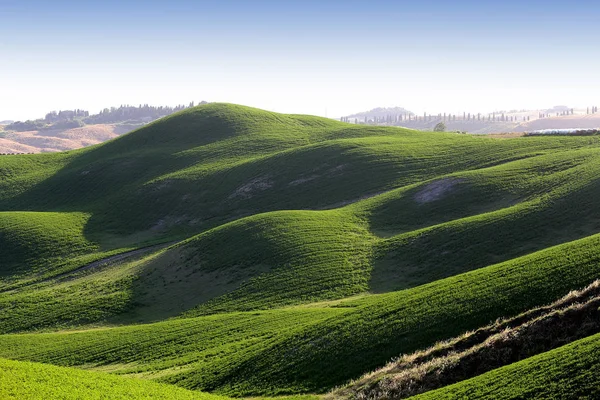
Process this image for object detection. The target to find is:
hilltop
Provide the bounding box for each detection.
[344,107,414,122]
[1,103,600,397]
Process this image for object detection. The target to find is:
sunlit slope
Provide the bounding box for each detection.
[217,232,600,393]
[0,358,228,400]
[0,209,373,332]
[3,232,600,394]
[0,307,349,395]
[0,212,95,277]
[414,332,600,400]
[136,209,375,319]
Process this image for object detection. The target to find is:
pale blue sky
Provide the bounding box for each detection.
[1,0,599,120]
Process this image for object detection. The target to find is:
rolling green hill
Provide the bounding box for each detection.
[0,211,95,278]
[2,103,600,397]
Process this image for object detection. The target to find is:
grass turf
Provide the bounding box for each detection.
[3,231,600,395]
[0,357,228,400]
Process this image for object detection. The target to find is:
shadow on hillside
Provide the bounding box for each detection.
[108,246,275,324]
[368,177,600,295]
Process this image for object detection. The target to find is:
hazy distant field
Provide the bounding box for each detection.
[0,124,139,153]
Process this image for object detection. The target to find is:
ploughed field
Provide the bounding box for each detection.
[2,103,600,399]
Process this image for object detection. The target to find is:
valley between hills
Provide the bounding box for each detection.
[2,103,600,399]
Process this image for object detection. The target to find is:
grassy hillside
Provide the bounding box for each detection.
[3,232,600,394]
[0,358,227,400]
[414,332,600,399]
[0,211,95,278]
[6,134,600,331]
[3,103,600,396]
[3,104,598,242]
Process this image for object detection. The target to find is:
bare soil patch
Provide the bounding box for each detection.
[414,178,463,204]
[229,175,274,199]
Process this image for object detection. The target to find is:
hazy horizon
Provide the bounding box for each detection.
[2,0,600,121]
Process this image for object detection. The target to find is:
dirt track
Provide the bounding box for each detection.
[50,242,175,282]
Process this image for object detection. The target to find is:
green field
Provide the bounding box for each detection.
[2,103,600,397]
[0,358,227,400]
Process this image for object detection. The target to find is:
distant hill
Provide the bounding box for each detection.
[0,124,137,154]
[343,106,600,134]
[4,102,208,133]
[1,101,208,153]
[344,106,414,122]
[517,113,600,131]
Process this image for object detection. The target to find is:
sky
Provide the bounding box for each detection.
[1,0,600,121]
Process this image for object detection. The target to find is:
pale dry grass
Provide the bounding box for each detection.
[519,114,600,131]
[0,137,39,153]
[0,124,135,153]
